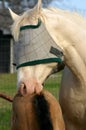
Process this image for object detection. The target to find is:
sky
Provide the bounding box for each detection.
[49,0,86,17]
[70,0,86,9]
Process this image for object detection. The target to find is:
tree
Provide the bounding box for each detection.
[0,0,53,10]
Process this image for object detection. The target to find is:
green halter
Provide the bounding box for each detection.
[20,19,42,31]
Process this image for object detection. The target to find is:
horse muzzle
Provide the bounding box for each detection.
[18,80,43,96]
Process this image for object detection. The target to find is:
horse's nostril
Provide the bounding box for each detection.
[23,85,27,95]
[19,83,27,96]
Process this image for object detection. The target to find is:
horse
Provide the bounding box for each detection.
[9,0,86,129]
[11,90,65,130]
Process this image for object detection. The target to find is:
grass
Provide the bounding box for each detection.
[0,72,62,130]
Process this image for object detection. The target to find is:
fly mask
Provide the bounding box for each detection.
[14,19,63,69]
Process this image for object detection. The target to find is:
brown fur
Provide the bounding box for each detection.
[11,90,65,130]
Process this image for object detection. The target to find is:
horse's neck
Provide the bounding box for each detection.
[64,46,86,86]
[61,27,86,85]
[41,9,86,85]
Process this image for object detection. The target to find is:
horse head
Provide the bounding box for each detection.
[9,0,64,96]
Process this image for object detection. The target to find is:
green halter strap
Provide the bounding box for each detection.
[20,19,42,31]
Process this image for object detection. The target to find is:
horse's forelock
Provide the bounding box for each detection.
[11,14,25,41]
[11,9,41,41]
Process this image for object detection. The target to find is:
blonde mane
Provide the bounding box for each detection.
[11,7,86,41]
[43,7,86,28]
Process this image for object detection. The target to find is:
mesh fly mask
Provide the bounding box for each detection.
[14,19,63,69]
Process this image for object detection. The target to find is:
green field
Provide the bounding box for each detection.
[0,72,62,130]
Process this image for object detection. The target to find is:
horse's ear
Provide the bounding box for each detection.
[37,0,42,10]
[8,8,20,21]
[33,0,42,13]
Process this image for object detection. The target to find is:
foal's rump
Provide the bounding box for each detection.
[12,90,65,130]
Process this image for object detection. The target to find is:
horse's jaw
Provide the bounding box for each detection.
[17,62,57,96]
